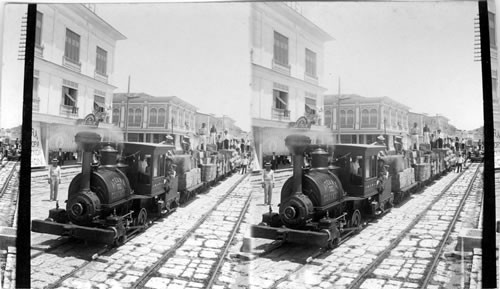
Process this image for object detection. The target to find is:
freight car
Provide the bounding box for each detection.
[31,131,241,245]
[250,134,453,249]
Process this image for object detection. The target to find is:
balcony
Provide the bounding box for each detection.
[94,71,108,83]
[33,98,40,112]
[148,123,166,128]
[304,72,318,85]
[62,56,81,73]
[272,108,290,121]
[272,59,291,75]
[35,44,44,58]
[128,122,141,128]
[60,105,79,118]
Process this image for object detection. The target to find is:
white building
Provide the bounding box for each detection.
[250,2,333,166]
[32,4,125,166]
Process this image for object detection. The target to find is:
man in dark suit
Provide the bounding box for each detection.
[58,148,64,166]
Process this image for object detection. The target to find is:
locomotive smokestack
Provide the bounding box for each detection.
[75,131,102,192]
[285,134,311,194]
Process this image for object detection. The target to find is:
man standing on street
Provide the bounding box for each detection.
[58,148,64,166]
[48,158,61,201]
[262,162,275,206]
[456,152,464,173]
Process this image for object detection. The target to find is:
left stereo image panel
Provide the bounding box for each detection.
[0,2,28,289]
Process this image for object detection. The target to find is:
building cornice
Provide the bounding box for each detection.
[252,63,328,92]
[253,2,333,43]
[36,56,118,90]
[66,4,127,41]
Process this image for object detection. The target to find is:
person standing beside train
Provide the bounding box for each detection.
[456,152,464,173]
[48,158,61,201]
[262,162,275,206]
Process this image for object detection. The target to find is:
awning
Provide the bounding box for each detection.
[65,93,76,103]
[305,104,316,113]
[94,101,106,108]
[275,95,287,106]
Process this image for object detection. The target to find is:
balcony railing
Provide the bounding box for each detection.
[272,108,290,121]
[272,59,291,75]
[127,122,141,127]
[60,105,79,117]
[62,56,81,73]
[94,71,108,83]
[148,123,166,128]
[35,44,44,58]
[33,98,40,112]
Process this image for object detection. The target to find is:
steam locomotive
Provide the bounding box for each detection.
[31,131,241,245]
[250,134,454,249]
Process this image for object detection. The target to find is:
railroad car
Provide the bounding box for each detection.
[250,134,453,249]
[31,131,240,245]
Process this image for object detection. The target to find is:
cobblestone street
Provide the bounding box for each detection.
[29,163,485,289]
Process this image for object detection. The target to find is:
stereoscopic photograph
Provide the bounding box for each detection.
[0,0,497,288]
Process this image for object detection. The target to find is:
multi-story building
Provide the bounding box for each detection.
[112,93,197,150]
[32,4,125,166]
[251,2,333,165]
[324,94,409,149]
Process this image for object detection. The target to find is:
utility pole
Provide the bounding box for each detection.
[125,76,131,141]
[337,77,341,144]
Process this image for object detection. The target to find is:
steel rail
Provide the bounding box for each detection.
[419,166,482,289]
[346,163,481,289]
[267,163,477,289]
[205,188,253,289]
[130,173,247,288]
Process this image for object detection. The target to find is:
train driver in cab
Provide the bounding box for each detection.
[350,156,362,185]
[371,135,388,157]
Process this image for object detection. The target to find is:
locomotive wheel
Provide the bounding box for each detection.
[351,210,362,233]
[114,234,127,247]
[327,237,339,249]
[137,208,148,230]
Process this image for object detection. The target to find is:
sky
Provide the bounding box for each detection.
[0,2,488,131]
[95,3,251,130]
[299,1,483,130]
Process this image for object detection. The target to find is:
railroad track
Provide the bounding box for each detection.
[132,173,252,288]
[348,163,481,289]
[33,172,248,289]
[256,163,480,289]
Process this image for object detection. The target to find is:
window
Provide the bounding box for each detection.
[273,31,288,66]
[135,108,142,125]
[33,76,39,100]
[65,29,80,63]
[305,97,316,115]
[369,109,377,126]
[489,12,496,47]
[273,89,288,110]
[158,108,166,126]
[35,11,43,47]
[340,110,346,126]
[150,108,157,125]
[62,86,77,107]
[93,95,105,113]
[96,46,107,75]
[347,110,354,126]
[112,109,120,124]
[305,48,317,77]
[361,109,369,126]
[128,108,134,124]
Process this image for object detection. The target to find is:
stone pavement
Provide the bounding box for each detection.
[211,165,480,289]
[30,170,247,289]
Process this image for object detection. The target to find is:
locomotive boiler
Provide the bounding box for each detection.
[250,134,392,248]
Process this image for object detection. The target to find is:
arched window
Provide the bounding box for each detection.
[128,108,134,124]
[369,109,377,127]
[158,108,166,127]
[135,108,142,125]
[340,110,346,126]
[347,110,354,127]
[361,109,369,126]
[171,108,177,126]
[150,108,157,125]
[112,109,119,124]
[391,110,396,127]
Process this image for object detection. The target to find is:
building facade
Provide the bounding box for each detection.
[251,2,333,165]
[112,93,197,150]
[32,4,125,166]
[324,94,409,149]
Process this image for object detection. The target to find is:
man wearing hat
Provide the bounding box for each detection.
[262,162,275,206]
[372,135,387,156]
[47,158,61,201]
